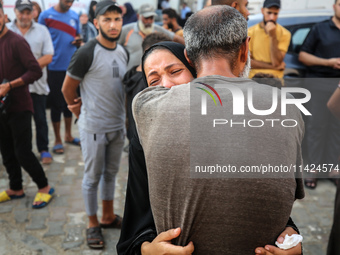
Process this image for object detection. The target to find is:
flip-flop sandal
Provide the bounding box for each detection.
[32,188,55,209]
[87,226,104,249]
[65,138,81,146]
[99,214,122,229]
[40,151,53,164]
[52,144,64,154]
[0,190,25,203]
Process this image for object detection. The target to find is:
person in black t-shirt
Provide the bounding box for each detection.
[299,0,340,189]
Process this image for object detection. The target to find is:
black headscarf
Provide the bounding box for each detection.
[88,1,97,24]
[141,41,196,86]
[123,2,138,26]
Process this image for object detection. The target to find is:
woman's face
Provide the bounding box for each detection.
[144,49,194,88]
[32,5,39,19]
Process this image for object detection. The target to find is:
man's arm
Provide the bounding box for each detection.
[62,75,81,118]
[299,51,340,69]
[38,25,54,69]
[251,59,285,70]
[0,38,42,97]
[328,84,340,119]
[265,23,287,67]
[37,55,53,68]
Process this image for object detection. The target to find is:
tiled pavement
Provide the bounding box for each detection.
[0,114,337,254]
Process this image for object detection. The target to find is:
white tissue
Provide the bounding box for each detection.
[275,234,303,250]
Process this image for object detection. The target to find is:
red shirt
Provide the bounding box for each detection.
[0,30,42,113]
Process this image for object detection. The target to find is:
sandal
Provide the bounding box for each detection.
[52,144,64,154]
[40,151,53,164]
[0,190,25,203]
[100,214,122,229]
[86,226,104,249]
[304,178,317,189]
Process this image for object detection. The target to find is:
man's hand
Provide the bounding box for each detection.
[71,36,83,48]
[328,58,340,69]
[274,61,286,70]
[141,228,194,255]
[0,83,11,97]
[265,21,277,38]
[255,227,302,255]
[67,97,82,119]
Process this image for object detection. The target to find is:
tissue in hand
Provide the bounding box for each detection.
[275,234,303,250]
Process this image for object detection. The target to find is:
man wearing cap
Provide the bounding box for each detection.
[118,3,184,70]
[38,0,81,155]
[8,0,54,164]
[62,0,128,249]
[248,0,291,78]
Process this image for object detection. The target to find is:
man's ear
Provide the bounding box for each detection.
[240,37,250,63]
[184,49,194,68]
[261,7,265,16]
[231,1,238,9]
[93,18,99,30]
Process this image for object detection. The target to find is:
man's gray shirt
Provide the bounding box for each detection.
[133,76,305,254]
[67,39,128,134]
[8,20,54,95]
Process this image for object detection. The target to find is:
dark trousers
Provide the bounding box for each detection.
[0,111,48,190]
[306,82,340,172]
[47,70,72,123]
[31,93,49,152]
[327,180,340,255]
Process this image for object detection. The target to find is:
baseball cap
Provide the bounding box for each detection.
[15,0,32,11]
[138,4,157,18]
[263,0,281,8]
[94,0,122,17]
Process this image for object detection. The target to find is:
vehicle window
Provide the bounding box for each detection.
[291,27,311,53]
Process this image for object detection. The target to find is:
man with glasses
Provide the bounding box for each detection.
[39,0,81,154]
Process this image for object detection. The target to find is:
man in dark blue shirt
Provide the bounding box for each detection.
[299,0,340,189]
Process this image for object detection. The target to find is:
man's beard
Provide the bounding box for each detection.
[138,19,154,35]
[60,3,70,12]
[167,22,174,30]
[263,18,276,25]
[239,51,251,78]
[100,26,121,42]
[18,20,31,29]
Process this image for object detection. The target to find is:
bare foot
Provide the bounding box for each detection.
[6,189,24,197]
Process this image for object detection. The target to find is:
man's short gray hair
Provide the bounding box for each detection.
[183,5,248,70]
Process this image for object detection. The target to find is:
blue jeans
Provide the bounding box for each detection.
[31,93,49,152]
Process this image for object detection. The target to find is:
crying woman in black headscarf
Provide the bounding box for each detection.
[141,41,196,88]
